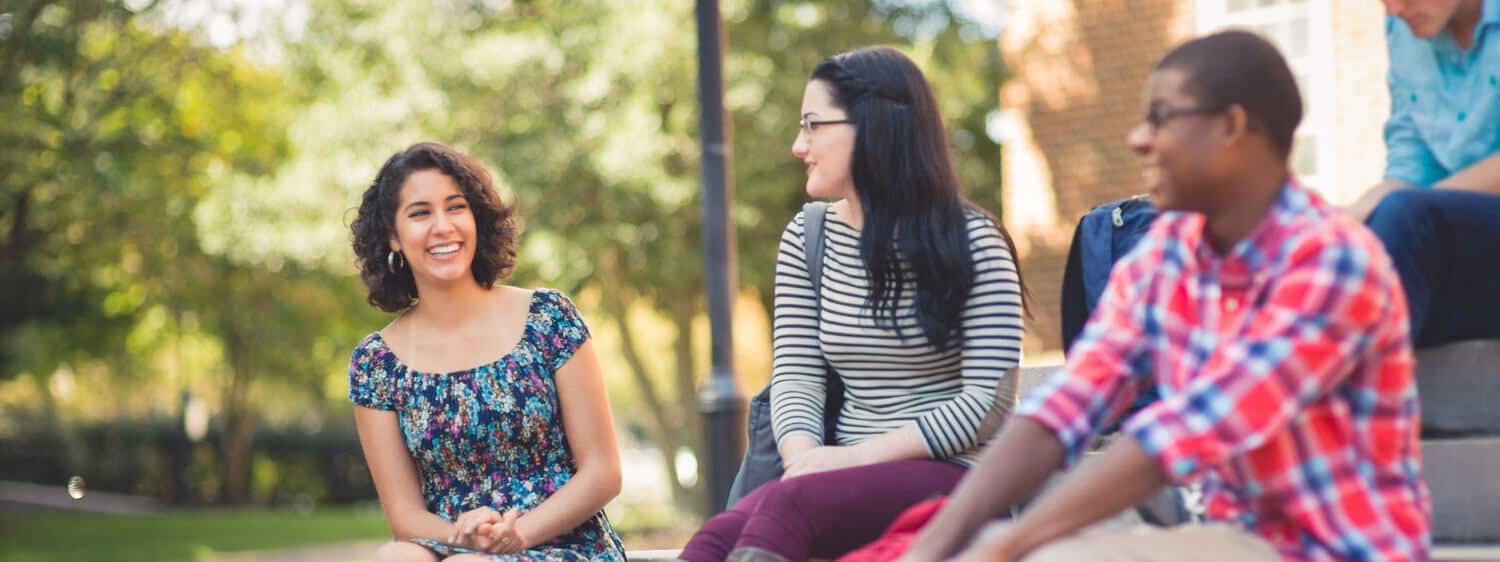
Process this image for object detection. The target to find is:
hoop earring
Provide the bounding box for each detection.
[387,251,404,272]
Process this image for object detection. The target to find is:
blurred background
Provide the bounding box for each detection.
[0,1,1008,559]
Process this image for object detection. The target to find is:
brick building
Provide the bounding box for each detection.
[995,0,1391,353]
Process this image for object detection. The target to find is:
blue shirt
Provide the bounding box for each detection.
[1384,0,1500,187]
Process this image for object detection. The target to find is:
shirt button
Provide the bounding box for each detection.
[1173,458,1198,478]
[1225,298,1239,312]
[1458,112,1467,121]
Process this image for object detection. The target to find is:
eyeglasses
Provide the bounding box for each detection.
[799,117,853,135]
[1143,104,1227,130]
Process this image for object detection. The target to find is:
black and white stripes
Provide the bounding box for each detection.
[769,205,1025,466]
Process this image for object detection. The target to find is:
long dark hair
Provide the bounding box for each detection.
[350,142,520,312]
[810,47,1027,350]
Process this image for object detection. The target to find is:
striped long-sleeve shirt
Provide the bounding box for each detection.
[769,205,1025,466]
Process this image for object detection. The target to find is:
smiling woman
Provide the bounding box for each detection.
[345,142,625,562]
[351,142,519,313]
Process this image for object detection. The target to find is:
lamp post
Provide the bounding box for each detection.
[694,0,743,516]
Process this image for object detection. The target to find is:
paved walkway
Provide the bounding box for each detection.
[0,480,161,513]
[205,540,384,562]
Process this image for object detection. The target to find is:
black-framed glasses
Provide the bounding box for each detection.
[799,117,853,135]
[1144,104,1227,130]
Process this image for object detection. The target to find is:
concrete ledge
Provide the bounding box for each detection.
[1425,437,1500,542]
[1018,365,1062,398]
[627,549,682,561]
[626,539,1500,560]
[1432,543,1500,562]
[1416,340,1500,436]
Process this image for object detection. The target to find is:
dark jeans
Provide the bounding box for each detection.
[680,459,965,562]
[1365,187,1500,348]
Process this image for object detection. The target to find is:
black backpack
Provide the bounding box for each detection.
[725,202,843,508]
[1060,195,1158,351]
[1059,196,1200,526]
[1060,195,1162,432]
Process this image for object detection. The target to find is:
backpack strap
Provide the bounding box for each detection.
[802,202,830,295]
[1059,218,1089,353]
[801,201,840,445]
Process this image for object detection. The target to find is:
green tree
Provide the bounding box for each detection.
[0,0,286,389]
[0,0,387,503]
[122,0,1009,513]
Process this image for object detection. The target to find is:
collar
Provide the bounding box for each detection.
[1193,179,1310,273]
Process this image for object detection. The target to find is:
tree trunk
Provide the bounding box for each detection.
[668,298,707,514]
[32,369,85,473]
[219,335,256,505]
[217,272,263,506]
[0,1,48,81]
[601,289,686,504]
[597,252,702,512]
[0,189,31,266]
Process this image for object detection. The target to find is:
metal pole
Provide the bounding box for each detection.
[695,0,743,516]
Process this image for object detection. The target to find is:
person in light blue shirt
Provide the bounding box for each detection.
[1350,0,1500,347]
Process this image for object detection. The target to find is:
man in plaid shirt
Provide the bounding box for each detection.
[897,32,1430,562]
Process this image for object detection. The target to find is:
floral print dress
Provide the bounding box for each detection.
[349,289,624,561]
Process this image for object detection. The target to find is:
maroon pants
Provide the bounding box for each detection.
[680,459,966,562]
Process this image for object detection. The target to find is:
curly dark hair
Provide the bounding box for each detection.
[351,142,520,312]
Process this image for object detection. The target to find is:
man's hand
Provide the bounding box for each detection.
[1436,152,1500,196]
[902,521,1020,562]
[951,521,1023,562]
[782,445,870,479]
[1344,179,1407,221]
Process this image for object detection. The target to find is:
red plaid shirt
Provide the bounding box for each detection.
[1017,182,1430,561]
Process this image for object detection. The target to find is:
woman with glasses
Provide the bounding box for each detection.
[678,46,1028,562]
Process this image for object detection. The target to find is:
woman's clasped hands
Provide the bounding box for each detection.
[450,506,528,554]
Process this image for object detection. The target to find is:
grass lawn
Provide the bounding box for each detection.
[0,508,391,562]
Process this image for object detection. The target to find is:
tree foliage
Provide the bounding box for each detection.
[0,0,1006,513]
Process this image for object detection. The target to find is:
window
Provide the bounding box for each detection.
[1196,0,1336,194]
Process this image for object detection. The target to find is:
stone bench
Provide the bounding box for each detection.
[627,549,682,561]
[1416,340,1500,542]
[1417,340,1500,437]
